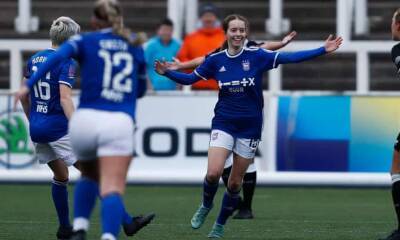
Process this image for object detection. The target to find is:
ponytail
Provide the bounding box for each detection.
[94,0,141,46]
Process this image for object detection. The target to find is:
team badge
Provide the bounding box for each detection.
[242,60,250,71]
[212,132,218,141]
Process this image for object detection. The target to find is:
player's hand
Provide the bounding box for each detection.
[13,85,30,111]
[165,57,181,71]
[324,34,343,53]
[281,31,297,45]
[154,60,168,75]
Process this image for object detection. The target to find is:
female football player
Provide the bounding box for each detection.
[16,1,154,239]
[155,14,342,238]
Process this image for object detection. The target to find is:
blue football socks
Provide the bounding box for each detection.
[51,179,70,227]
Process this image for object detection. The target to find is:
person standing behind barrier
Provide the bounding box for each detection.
[19,16,80,240]
[379,8,400,240]
[145,18,180,91]
[177,3,225,90]
[15,1,154,239]
[155,14,342,238]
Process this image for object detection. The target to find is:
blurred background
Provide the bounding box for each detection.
[0,0,399,186]
[1,1,400,239]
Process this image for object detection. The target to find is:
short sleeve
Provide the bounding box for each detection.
[193,56,215,80]
[392,44,400,72]
[24,58,32,78]
[258,49,279,71]
[59,60,76,88]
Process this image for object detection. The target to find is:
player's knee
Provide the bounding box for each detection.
[228,180,241,192]
[53,169,69,182]
[206,171,221,184]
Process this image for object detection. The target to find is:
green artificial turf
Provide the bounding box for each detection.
[0,185,395,239]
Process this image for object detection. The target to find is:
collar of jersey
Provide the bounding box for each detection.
[47,48,56,51]
[225,47,244,58]
[100,27,113,33]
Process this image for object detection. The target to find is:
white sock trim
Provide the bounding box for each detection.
[101,233,117,240]
[73,217,89,231]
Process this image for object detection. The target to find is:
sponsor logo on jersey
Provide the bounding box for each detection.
[242,60,250,71]
[218,77,255,89]
[0,111,36,169]
[219,66,226,72]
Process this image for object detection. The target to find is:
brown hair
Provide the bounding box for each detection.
[219,14,250,51]
[222,14,249,34]
[94,0,141,45]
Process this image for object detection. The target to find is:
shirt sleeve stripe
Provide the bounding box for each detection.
[59,81,73,88]
[273,52,280,68]
[194,70,207,81]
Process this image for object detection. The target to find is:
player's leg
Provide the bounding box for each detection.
[223,154,257,220]
[209,152,252,238]
[221,154,233,187]
[209,137,258,238]
[71,161,99,240]
[68,110,101,240]
[35,142,73,240]
[48,159,73,240]
[97,112,154,240]
[191,130,232,229]
[233,162,257,219]
[99,155,130,240]
[98,156,155,239]
[380,134,400,240]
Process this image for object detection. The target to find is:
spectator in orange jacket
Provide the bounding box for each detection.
[177,3,224,90]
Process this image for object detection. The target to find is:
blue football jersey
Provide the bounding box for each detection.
[194,47,278,139]
[66,29,146,119]
[24,49,76,143]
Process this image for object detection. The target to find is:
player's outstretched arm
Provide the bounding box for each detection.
[324,34,343,53]
[276,34,342,65]
[166,57,205,71]
[154,60,201,85]
[261,31,297,51]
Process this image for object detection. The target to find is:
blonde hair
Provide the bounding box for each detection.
[49,16,80,46]
[94,0,141,45]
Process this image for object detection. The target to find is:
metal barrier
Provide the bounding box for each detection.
[1,39,395,94]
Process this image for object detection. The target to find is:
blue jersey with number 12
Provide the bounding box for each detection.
[24,49,76,143]
[66,29,145,119]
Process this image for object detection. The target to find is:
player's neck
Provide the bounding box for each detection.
[227,45,243,56]
[51,44,59,49]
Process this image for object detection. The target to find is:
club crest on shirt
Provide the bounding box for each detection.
[211,132,218,141]
[242,60,250,71]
